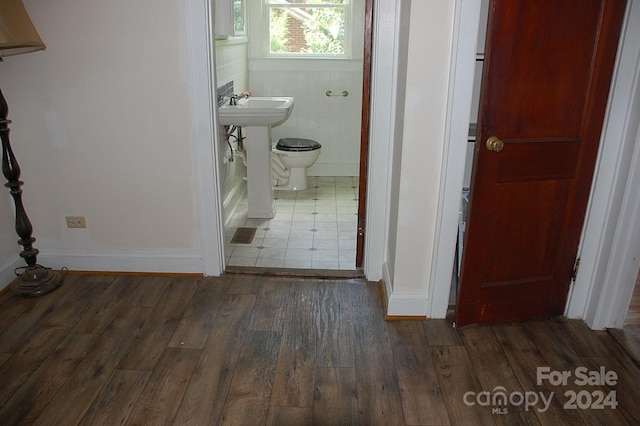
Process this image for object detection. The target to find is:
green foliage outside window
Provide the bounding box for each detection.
[270,9,290,53]
[267,1,348,56]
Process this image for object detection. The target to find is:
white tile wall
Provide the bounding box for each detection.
[215,39,249,93]
[249,59,363,176]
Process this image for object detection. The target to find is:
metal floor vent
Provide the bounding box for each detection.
[230,227,257,244]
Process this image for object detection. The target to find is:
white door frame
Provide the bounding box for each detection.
[187,0,225,276]
[432,0,640,327]
[427,0,482,318]
[567,0,640,329]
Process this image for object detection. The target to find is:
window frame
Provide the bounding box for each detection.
[263,0,352,59]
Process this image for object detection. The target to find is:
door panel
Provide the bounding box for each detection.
[483,179,569,284]
[496,139,580,182]
[486,3,601,139]
[456,0,627,327]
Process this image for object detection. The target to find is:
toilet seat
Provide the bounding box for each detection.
[275,138,321,152]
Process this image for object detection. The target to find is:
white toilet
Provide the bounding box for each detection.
[271,138,322,191]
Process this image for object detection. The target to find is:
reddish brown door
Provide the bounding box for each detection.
[356,0,374,268]
[456,0,627,327]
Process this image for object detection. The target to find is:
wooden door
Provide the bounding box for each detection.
[456,0,627,327]
[356,0,373,268]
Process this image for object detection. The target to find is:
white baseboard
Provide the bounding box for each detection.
[382,261,429,316]
[36,250,205,275]
[0,256,22,291]
[223,179,247,227]
[386,293,429,316]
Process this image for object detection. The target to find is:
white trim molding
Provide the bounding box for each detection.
[567,0,640,328]
[590,128,640,328]
[37,250,205,275]
[387,293,429,317]
[382,261,428,316]
[186,0,225,276]
[361,0,402,281]
[428,0,481,318]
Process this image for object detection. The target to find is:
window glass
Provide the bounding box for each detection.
[234,0,245,35]
[266,1,349,56]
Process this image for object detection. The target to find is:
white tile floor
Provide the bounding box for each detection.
[225,176,359,270]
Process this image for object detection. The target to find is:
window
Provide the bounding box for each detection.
[265,0,350,57]
[234,0,245,35]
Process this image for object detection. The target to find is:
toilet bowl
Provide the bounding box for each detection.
[271,138,321,191]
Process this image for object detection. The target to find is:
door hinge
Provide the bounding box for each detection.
[357,218,365,236]
[571,258,581,282]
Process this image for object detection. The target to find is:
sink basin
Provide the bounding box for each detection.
[218,96,295,218]
[218,96,294,126]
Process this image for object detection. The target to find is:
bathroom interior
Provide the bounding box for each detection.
[215,0,366,271]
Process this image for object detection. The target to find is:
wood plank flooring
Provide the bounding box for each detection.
[0,273,639,425]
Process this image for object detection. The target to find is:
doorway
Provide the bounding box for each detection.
[217,0,372,274]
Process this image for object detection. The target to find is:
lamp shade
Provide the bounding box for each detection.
[0,0,45,57]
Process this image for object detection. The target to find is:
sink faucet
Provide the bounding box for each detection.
[229,92,250,105]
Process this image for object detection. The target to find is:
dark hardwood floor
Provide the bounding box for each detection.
[0,273,638,425]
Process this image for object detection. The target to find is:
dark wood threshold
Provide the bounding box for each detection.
[225,265,365,279]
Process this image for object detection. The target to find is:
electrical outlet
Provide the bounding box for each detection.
[65,216,86,228]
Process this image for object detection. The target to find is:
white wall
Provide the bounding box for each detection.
[385,0,456,315]
[249,60,363,176]
[0,196,15,261]
[0,0,203,275]
[0,193,20,288]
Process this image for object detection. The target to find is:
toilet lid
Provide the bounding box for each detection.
[276,138,321,152]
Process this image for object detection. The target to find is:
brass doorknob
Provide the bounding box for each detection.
[486,136,504,152]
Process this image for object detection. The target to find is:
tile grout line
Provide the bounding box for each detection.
[226,175,357,269]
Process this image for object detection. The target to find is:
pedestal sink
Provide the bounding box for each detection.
[218,97,294,218]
